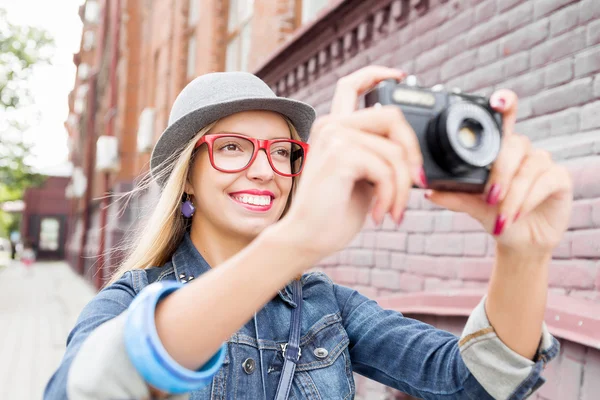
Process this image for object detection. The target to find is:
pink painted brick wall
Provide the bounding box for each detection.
[273,0,600,398]
[299,0,600,302]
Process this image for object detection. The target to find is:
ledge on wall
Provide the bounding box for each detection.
[253,0,431,94]
[377,289,600,350]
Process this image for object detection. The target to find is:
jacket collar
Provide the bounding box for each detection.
[171,232,298,307]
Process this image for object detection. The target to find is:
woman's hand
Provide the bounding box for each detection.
[426,89,574,257]
[281,66,427,262]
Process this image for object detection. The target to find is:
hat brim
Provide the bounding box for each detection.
[150,97,316,188]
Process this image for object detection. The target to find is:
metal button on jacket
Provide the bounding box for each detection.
[242,358,256,374]
[314,348,328,359]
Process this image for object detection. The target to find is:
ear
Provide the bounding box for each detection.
[184,168,195,196]
[184,184,195,197]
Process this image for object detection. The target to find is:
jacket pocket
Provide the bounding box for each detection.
[272,313,355,400]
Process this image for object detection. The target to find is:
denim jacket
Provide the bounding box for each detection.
[45,232,559,399]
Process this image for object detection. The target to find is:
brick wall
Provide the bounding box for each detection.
[256,0,600,398]
[352,312,600,400]
[261,0,600,302]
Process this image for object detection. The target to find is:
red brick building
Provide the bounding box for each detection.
[65,0,600,398]
[21,176,71,260]
[64,0,334,284]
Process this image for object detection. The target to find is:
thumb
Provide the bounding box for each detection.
[424,190,491,224]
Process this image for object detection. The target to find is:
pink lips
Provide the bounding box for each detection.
[229,189,275,212]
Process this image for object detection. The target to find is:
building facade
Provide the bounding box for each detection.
[65,0,600,398]
[20,177,70,260]
[64,0,333,284]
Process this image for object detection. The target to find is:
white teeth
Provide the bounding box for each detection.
[233,194,272,206]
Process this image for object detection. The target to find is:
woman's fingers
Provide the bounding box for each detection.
[338,106,424,184]
[490,89,518,137]
[343,144,397,225]
[314,66,428,225]
[519,164,573,219]
[313,106,425,188]
[483,134,531,205]
[494,149,553,234]
[341,128,412,222]
[484,88,522,202]
[330,66,406,115]
[424,190,489,224]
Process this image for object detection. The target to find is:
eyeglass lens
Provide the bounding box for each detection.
[212,136,305,175]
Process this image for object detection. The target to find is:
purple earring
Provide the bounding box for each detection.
[181,193,196,218]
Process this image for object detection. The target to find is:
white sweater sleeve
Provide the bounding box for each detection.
[67,312,189,400]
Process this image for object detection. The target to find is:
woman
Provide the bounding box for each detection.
[44,66,571,400]
[21,238,36,274]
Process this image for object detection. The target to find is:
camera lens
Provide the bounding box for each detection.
[428,102,501,174]
[457,119,483,149]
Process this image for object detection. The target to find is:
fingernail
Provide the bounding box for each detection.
[420,167,428,188]
[374,215,383,228]
[493,214,506,236]
[491,97,505,109]
[378,210,386,227]
[486,184,501,205]
[413,167,427,188]
[513,212,520,222]
[396,210,405,225]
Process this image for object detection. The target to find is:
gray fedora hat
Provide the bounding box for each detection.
[150,71,316,188]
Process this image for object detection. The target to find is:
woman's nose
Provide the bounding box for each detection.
[246,150,274,181]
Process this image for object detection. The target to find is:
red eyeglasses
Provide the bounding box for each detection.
[194,133,310,177]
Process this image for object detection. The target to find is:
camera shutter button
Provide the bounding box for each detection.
[405,75,419,87]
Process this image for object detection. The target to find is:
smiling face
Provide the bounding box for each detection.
[185,110,295,241]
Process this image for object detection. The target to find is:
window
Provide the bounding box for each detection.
[74,98,85,114]
[301,0,329,24]
[67,113,78,128]
[85,0,100,24]
[78,63,90,80]
[39,218,60,251]
[74,84,89,114]
[225,0,254,72]
[83,30,95,51]
[186,1,200,79]
[187,35,197,78]
[188,0,200,26]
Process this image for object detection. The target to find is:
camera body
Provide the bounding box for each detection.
[364,79,503,193]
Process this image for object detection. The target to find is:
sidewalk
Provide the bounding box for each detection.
[0,260,96,400]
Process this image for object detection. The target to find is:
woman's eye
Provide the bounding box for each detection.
[220,143,241,151]
[273,148,290,157]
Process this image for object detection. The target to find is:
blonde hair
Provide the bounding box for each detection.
[104,117,302,286]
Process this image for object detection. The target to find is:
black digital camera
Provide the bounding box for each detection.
[364,78,503,193]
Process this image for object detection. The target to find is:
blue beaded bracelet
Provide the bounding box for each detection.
[124,281,227,394]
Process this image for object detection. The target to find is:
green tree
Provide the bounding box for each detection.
[0,8,54,237]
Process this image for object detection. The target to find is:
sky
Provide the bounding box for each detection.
[1,0,85,176]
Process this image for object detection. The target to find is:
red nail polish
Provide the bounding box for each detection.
[491,97,505,109]
[493,215,506,236]
[397,211,405,225]
[486,184,501,205]
[420,167,428,188]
